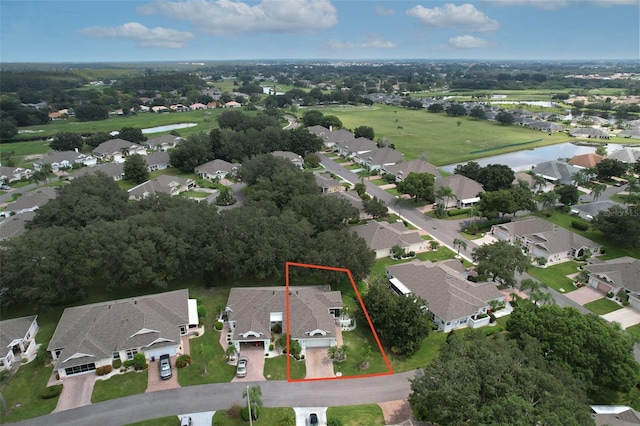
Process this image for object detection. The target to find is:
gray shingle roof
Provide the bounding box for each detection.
[0,316,37,352]
[145,134,183,148]
[435,175,484,201]
[195,159,239,175]
[609,148,640,163]
[352,220,422,251]
[128,175,193,197]
[531,161,581,184]
[34,151,81,166]
[71,163,124,180]
[6,187,58,212]
[93,139,136,156]
[47,290,189,370]
[571,200,625,217]
[585,257,640,293]
[143,152,170,167]
[314,173,341,190]
[383,159,440,178]
[364,147,405,166]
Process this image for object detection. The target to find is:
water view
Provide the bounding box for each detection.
[141,123,198,134]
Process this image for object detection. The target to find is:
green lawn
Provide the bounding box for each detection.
[181,190,210,198]
[625,323,640,344]
[527,261,583,293]
[316,104,571,165]
[369,247,458,278]
[583,298,623,315]
[1,139,52,158]
[212,407,295,425]
[338,321,391,378]
[125,416,178,426]
[385,187,401,196]
[369,178,389,186]
[264,355,306,380]
[334,157,348,163]
[345,164,362,170]
[327,404,386,426]
[389,331,449,373]
[0,362,58,424]
[91,370,148,403]
[177,333,236,386]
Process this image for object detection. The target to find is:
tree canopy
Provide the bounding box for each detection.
[472,240,530,286]
[49,132,84,152]
[123,154,150,184]
[396,172,435,203]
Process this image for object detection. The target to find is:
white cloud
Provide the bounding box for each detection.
[483,0,635,9]
[138,0,338,36]
[406,3,499,32]
[446,35,494,49]
[327,35,396,50]
[374,5,395,16]
[78,22,194,48]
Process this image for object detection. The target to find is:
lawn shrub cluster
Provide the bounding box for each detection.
[112,359,122,369]
[571,220,589,231]
[448,208,471,217]
[39,384,63,400]
[197,304,207,319]
[176,354,192,368]
[462,218,510,234]
[214,321,223,331]
[483,326,504,337]
[96,365,113,376]
[241,406,260,421]
[133,353,147,370]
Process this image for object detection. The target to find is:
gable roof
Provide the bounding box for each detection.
[195,159,239,175]
[352,220,422,251]
[145,134,183,148]
[571,200,625,217]
[226,286,342,341]
[34,151,82,166]
[128,175,193,197]
[314,173,341,190]
[335,137,376,154]
[0,316,37,352]
[6,187,58,212]
[143,152,170,167]
[363,147,405,166]
[435,175,484,201]
[609,147,640,163]
[47,290,189,370]
[513,172,535,188]
[323,129,356,144]
[386,260,503,322]
[592,406,640,426]
[383,159,440,178]
[585,257,640,293]
[71,163,124,180]
[271,151,303,163]
[531,160,581,184]
[569,127,609,138]
[306,125,330,136]
[94,139,137,155]
[568,153,604,168]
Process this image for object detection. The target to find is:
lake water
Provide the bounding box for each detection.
[441,142,626,173]
[141,123,198,134]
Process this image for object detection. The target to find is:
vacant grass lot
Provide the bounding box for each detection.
[313,104,570,165]
[91,370,148,403]
[212,407,295,425]
[0,363,58,424]
[583,298,623,315]
[327,404,385,426]
[527,261,583,293]
[264,355,306,380]
[338,323,391,378]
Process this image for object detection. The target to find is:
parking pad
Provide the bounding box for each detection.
[294,407,328,426]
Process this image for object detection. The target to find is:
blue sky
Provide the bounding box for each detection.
[1,0,638,62]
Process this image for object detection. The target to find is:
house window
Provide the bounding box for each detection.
[126,349,137,360]
[0,360,4,367]
[112,352,120,360]
[55,349,62,358]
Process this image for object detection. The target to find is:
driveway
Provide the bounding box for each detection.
[378,400,415,425]
[564,286,604,306]
[231,344,265,382]
[176,411,216,426]
[602,308,640,329]
[294,407,328,426]
[146,355,180,392]
[54,373,95,412]
[304,348,334,379]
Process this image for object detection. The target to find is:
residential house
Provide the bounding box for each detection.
[170,104,189,112]
[225,286,343,355]
[352,220,424,259]
[0,211,36,240]
[531,160,581,185]
[322,129,356,150]
[568,153,604,169]
[584,257,640,310]
[617,129,640,139]
[609,147,640,164]
[145,134,183,151]
[128,175,195,200]
[224,101,242,108]
[434,175,484,208]
[47,289,198,378]
[513,172,536,189]
[385,260,505,332]
[195,159,239,181]
[189,103,207,110]
[151,106,170,113]
[382,159,440,181]
[491,217,601,266]
[314,173,343,193]
[571,200,625,221]
[33,151,96,172]
[306,125,330,139]
[0,316,39,371]
[591,405,640,426]
[271,151,304,170]
[569,127,610,139]
[335,137,376,159]
[0,166,32,184]
[144,152,171,171]
[93,139,147,163]
[526,121,565,133]
[328,191,367,220]
[356,147,405,171]
[3,187,57,216]
[70,163,124,181]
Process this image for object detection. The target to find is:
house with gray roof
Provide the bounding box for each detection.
[33,151,96,172]
[584,257,640,311]
[571,200,625,221]
[144,134,183,151]
[385,260,505,332]
[355,147,405,171]
[128,175,195,200]
[143,152,171,171]
[0,166,32,184]
[225,286,343,355]
[591,405,640,426]
[314,172,343,193]
[491,217,601,266]
[435,175,484,208]
[617,129,640,140]
[328,190,367,220]
[0,316,39,371]
[352,220,424,259]
[195,159,239,181]
[382,159,440,181]
[513,172,536,189]
[70,163,124,181]
[3,187,57,216]
[569,127,610,139]
[93,139,147,163]
[321,128,356,149]
[47,289,197,378]
[526,121,565,133]
[609,147,640,163]
[271,151,304,170]
[335,137,376,159]
[0,211,36,240]
[531,160,581,185]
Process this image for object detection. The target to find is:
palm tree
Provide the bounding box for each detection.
[243,385,263,421]
[531,173,547,194]
[453,238,467,257]
[225,345,237,362]
[435,186,454,210]
[540,190,558,213]
[591,183,606,201]
[40,163,53,183]
[520,278,555,306]
[429,240,440,251]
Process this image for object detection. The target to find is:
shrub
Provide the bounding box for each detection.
[623,300,630,306]
[225,404,243,419]
[96,365,113,376]
[271,323,282,334]
[40,384,63,400]
[483,326,504,337]
[133,353,147,370]
[112,359,122,369]
[571,220,589,231]
[176,354,192,368]
[607,292,615,298]
[448,208,470,217]
[300,355,305,360]
[123,359,135,368]
[197,304,207,319]
[269,344,274,351]
[600,247,606,255]
[489,313,496,323]
[241,406,260,421]
[214,321,224,331]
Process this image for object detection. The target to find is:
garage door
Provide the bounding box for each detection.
[145,346,177,360]
[304,339,332,348]
[65,363,96,376]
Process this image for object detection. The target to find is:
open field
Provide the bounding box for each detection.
[327,404,385,426]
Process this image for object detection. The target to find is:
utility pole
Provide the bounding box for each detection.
[246,385,253,426]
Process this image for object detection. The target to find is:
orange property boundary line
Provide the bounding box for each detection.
[285,261,393,382]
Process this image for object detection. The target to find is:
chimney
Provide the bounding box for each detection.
[329,125,333,132]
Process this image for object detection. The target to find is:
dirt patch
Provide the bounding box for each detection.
[304,347,335,379]
[378,400,415,425]
[54,373,95,412]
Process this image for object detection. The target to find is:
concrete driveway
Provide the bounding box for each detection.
[177,411,216,426]
[146,355,180,392]
[231,345,265,382]
[602,308,640,329]
[294,407,327,426]
[304,348,334,379]
[54,373,95,412]
[565,286,604,306]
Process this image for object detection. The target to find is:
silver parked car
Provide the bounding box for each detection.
[236,356,248,377]
[159,354,172,380]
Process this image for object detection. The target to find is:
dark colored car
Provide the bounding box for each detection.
[309,413,318,425]
[159,354,172,380]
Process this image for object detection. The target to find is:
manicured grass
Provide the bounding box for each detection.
[385,187,401,196]
[461,231,483,240]
[149,167,197,180]
[91,370,148,403]
[583,298,623,315]
[527,261,583,293]
[421,234,433,240]
[338,323,390,377]
[177,333,236,386]
[625,323,640,344]
[212,407,295,425]
[389,330,449,373]
[345,164,362,170]
[369,247,458,278]
[264,355,306,380]
[181,190,210,198]
[1,139,52,158]
[125,416,178,426]
[316,104,570,165]
[0,362,58,424]
[334,157,348,163]
[327,404,386,426]
[369,178,388,186]
[118,180,138,191]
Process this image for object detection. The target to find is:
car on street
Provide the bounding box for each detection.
[236,356,248,377]
[159,354,172,380]
[180,416,193,426]
[0,185,10,190]
[309,412,319,425]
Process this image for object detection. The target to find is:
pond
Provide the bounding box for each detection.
[141,123,198,134]
[441,142,626,173]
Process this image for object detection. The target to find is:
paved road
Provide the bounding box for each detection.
[11,371,415,426]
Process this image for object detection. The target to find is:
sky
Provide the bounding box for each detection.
[1,0,639,63]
